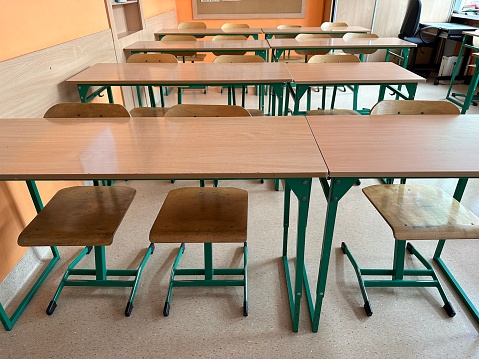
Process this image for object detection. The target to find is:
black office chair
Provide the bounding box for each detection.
[398,0,439,75]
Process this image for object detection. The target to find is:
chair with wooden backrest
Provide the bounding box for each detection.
[305,109,360,115]
[370,100,460,115]
[213,55,265,116]
[18,103,154,318]
[307,54,360,111]
[341,183,479,318]
[221,23,250,30]
[320,21,349,38]
[155,103,251,317]
[294,34,331,62]
[127,53,177,109]
[340,100,463,318]
[130,107,169,117]
[275,25,303,62]
[178,21,207,31]
[342,33,380,60]
[160,34,205,63]
[161,35,207,95]
[211,35,249,56]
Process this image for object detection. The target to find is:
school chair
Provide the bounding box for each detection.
[341,183,479,318]
[18,103,154,318]
[213,55,265,116]
[127,53,177,109]
[307,54,360,111]
[149,186,249,317]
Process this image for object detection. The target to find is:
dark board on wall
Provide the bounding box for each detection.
[193,0,306,19]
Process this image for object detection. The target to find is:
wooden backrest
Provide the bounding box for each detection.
[221,23,250,30]
[212,35,248,56]
[370,100,460,115]
[343,33,379,54]
[275,24,301,39]
[308,54,360,63]
[321,22,348,29]
[213,55,264,63]
[130,107,168,117]
[212,35,248,42]
[127,53,178,63]
[295,34,331,57]
[165,104,252,117]
[161,35,197,57]
[306,109,360,116]
[44,103,130,118]
[178,21,207,30]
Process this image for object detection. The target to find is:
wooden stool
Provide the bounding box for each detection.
[18,186,154,317]
[149,187,249,316]
[342,184,479,317]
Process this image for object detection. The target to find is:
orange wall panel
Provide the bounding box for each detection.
[0,0,109,62]
[142,0,177,18]
[175,0,325,27]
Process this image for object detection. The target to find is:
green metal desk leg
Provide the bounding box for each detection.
[405,83,418,99]
[282,178,312,332]
[459,58,479,114]
[401,48,410,69]
[446,37,468,101]
[293,85,309,116]
[0,180,60,331]
[311,177,356,332]
[434,178,479,324]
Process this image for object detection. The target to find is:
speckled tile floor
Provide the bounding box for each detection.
[1,75,479,359]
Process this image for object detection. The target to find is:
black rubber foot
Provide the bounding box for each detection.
[243,301,248,317]
[171,180,175,183]
[125,302,133,317]
[260,179,264,184]
[86,246,93,254]
[355,179,361,186]
[444,302,456,317]
[46,301,57,315]
[340,242,347,254]
[406,242,415,254]
[149,243,155,254]
[163,302,170,317]
[364,301,373,316]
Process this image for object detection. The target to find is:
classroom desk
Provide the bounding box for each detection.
[66,62,292,115]
[285,62,425,114]
[154,28,263,40]
[307,114,479,332]
[124,40,270,61]
[267,37,416,65]
[262,26,370,39]
[0,116,327,332]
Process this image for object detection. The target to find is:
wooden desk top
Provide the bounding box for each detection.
[124,40,270,53]
[262,26,371,35]
[154,28,263,37]
[286,62,425,85]
[67,63,292,85]
[308,115,479,178]
[0,117,327,180]
[267,37,416,49]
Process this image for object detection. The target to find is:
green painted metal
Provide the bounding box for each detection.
[164,240,247,311]
[281,178,312,332]
[433,178,479,324]
[311,177,357,332]
[0,181,61,331]
[49,243,154,313]
[392,240,406,280]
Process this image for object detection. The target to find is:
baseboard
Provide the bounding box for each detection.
[0,247,50,308]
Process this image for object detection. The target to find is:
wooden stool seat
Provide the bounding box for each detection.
[18,186,136,247]
[363,184,479,241]
[130,107,169,117]
[247,108,264,116]
[150,187,248,244]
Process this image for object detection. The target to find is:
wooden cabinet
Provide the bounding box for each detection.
[106,0,145,40]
